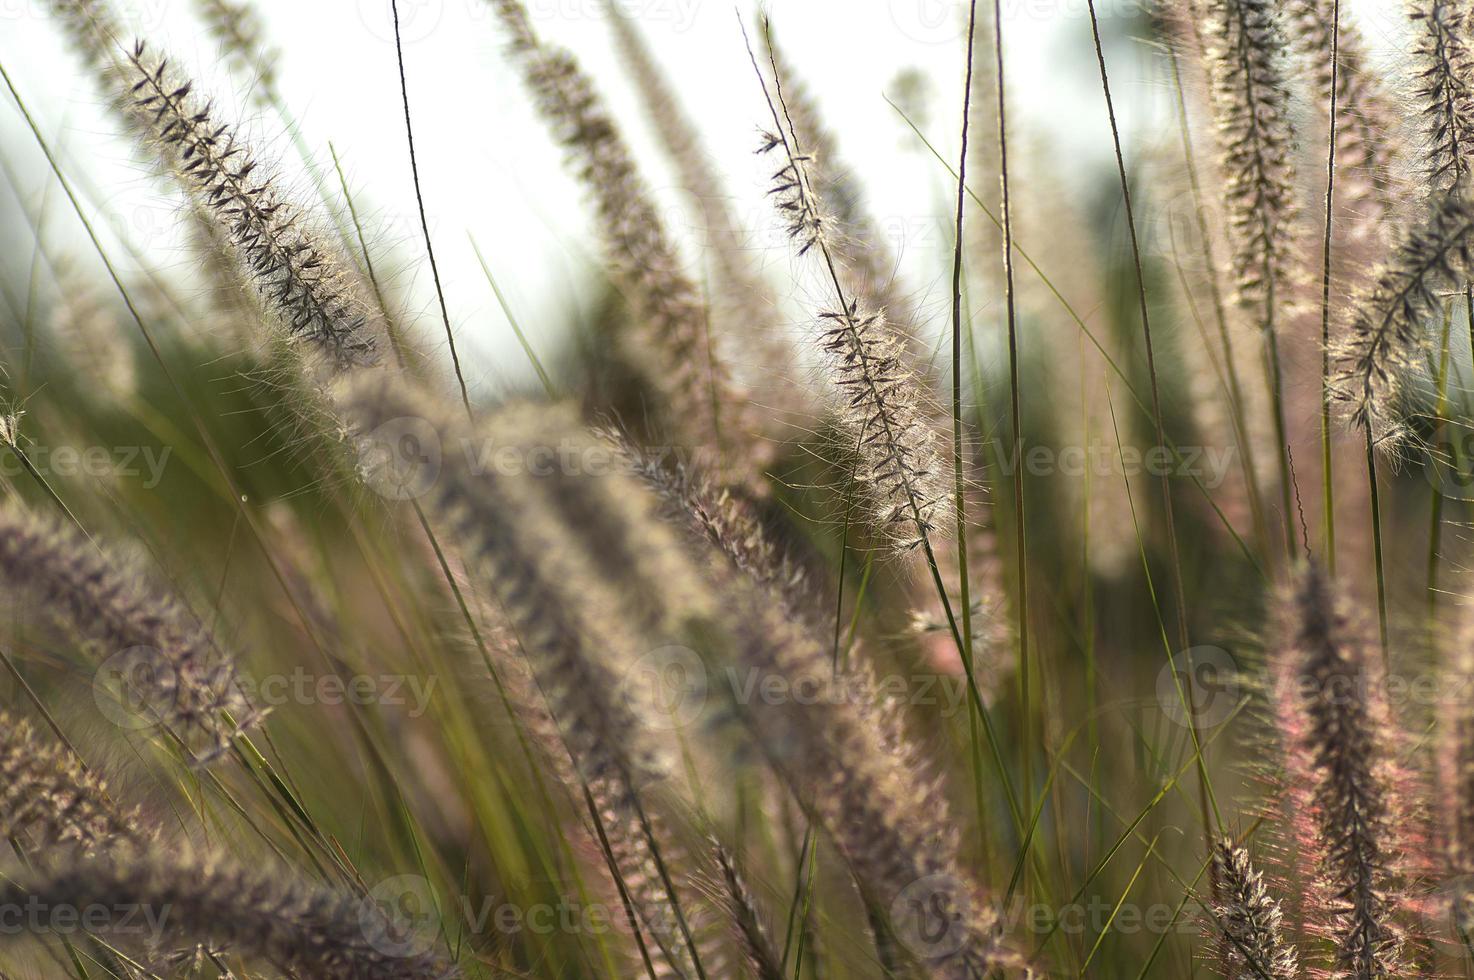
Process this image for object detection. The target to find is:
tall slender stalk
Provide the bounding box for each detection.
[1427,306,1453,617]
[1365,428,1389,664]
[1165,34,1270,560]
[1318,0,1340,575]
[991,0,1033,853]
[1200,0,1300,565]
[1085,0,1215,849]
[952,0,983,835]
[390,0,470,416]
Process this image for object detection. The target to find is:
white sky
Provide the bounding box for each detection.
[0,0,1411,395]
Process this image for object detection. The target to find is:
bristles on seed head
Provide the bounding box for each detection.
[1284,0,1402,233]
[1411,0,1474,192]
[1200,0,1299,314]
[747,30,952,556]
[344,381,700,975]
[0,504,259,764]
[194,0,279,102]
[42,0,123,76]
[0,848,455,978]
[815,300,952,554]
[1331,188,1474,448]
[487,0,761,492]
[1278,562,1408,976]
[121,41,377,367]
[696,841,785,980]
[0,712,144,854]
[1208,838,1299,979]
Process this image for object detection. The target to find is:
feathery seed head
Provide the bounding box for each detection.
[1284,0,1402,234]
[487,0,759,490]
[0,849,455,978]
[345,380,704,974]
[0,410,22,449]
[1411,0,1474,192]
[0,712,143,853]
[1200,0,1299,313]
[760,127,826,256]
[749,61,952,554]
[42,0,124,77]
[817,299,952,554]
[50,270,137,399]
[1278,562,1408,977]
[122,42,377,367]
[0,505,259,764]
[194,0,279,102]
[697,841,785,980]
[1332,188,1474,447]
[1208,838,1299,979]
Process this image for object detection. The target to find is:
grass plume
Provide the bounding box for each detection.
[1332,189,1474,446]
[1208,837,1299,979]
[0,711,143,853]
[0,504,256,763]
[1277,563,1408,976]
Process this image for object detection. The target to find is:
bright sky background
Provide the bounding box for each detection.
[0,0,1414,396]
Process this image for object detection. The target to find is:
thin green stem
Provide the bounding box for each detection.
[1085,0,1213,849]
[1365,426,1390,665]
[992,0,1033,861]
[1319,0,1340,575]
[1429,306,1453,619]
[952,0,983,841]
